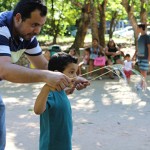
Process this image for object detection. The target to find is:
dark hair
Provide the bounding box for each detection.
[84,47,91,53]
[138,23,146,31]
[125,54,130,58]
[93,38,98,42]
[107,39,116,47]
[48,52,78,72]
[69,48,76,55]
[13,0,47,21]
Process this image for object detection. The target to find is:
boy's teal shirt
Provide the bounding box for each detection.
[39,90,72,150]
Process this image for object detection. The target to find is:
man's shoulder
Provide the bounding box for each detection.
[0,11,12,38]
[0,11,13,25]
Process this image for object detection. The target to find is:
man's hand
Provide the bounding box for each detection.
[45,71,71,91]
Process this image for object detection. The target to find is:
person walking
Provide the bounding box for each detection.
[0,1,89,149]
[132,23,150,88]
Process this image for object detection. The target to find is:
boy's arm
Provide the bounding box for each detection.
[34,84,51,115]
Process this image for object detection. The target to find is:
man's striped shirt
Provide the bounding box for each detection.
[0,11,42,63]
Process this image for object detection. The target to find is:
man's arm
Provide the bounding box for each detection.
[0,56,70,91]
[26,54,48,69]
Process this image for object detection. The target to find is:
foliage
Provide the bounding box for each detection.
[0,0,17,11]
[106,0,127,21]
[42,0,80,38]
[1,0,150,44]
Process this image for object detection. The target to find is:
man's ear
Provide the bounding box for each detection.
[15,13,22,24]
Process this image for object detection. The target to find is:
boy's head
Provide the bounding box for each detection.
[124,54,130,60]
[48,52,78,78]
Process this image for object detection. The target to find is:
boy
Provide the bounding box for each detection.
[34,52,79,150]
[123,54,133,83]
[78,47,90,75]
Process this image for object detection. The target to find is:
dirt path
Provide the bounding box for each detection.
[0,74,150,150]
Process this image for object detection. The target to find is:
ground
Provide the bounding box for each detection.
[0,73,150,150]
[1,41,150,150]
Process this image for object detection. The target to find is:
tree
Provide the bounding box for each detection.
[43,0,78,44]
[121,0,150,44]
[0,0,17,11]
[98,0,108,47]
[71,1,91,52]
[106,0,127,39]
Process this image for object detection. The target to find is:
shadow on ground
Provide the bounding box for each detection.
[0,76,150,150]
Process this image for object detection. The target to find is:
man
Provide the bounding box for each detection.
[132,23,150,83]
[0,0,89,149]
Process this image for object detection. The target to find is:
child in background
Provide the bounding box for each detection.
[123,54,133,83]
[78,47,90,75]
[69,48,76,57]
[34,52,79,150]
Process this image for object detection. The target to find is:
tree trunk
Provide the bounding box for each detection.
[140,0,147,24]
[90,6,99,41]
[109,11,118,39]
[121,0,148,45]
[98,0,108,47]
[71,8,90,54]
[53,35,57,44]
[121,0,138,43]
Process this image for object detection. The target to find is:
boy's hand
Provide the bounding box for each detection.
[74,76,90,90]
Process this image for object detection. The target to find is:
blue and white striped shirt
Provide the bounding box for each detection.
[0,11,42,63]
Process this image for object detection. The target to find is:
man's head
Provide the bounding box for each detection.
[137,23,146,30]
[13,0,47,40]
[137,23,146,34]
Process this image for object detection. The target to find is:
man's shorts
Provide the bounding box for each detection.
[138,59,149,71]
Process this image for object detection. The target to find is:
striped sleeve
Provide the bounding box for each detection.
[24,37,42,56]
[0,26,11,56]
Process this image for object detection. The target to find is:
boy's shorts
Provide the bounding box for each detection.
[138,59,149,71]
[123,70,132,79]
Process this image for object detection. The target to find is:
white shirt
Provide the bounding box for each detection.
[124,60,132,71]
